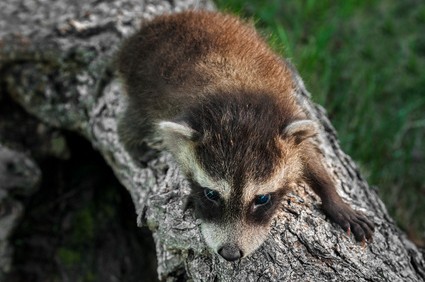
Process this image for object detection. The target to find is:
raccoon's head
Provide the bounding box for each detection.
[157,94,317,261]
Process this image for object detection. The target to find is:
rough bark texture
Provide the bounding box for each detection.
[0,146,41,278]
[1,0,424,281]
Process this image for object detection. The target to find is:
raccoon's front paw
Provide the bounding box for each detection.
[323,201,375,243]
[124,143,160,167]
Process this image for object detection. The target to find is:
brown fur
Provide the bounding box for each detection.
[116,10,374,259]
[116,10,298,125]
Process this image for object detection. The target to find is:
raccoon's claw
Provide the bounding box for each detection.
[323,201,375,243]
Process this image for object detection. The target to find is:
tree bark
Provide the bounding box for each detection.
[0,146,41,279]
[1,0,424,281]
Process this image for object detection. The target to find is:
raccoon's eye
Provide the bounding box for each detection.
[254,194,271,207]
[204,188,220,202]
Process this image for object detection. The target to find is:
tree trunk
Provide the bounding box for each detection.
[1,0,424,281]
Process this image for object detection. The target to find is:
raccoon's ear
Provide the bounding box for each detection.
[158,121,200,143]
[157,121,201,174]
[282,120,318,144]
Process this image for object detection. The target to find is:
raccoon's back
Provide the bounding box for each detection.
[116,11,295,120]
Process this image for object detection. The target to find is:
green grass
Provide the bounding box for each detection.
[216,0,425,246]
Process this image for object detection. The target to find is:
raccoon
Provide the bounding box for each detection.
[115,10,374,261]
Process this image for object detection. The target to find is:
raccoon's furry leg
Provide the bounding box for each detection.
[118,102,160,165]
[302,149,375,242]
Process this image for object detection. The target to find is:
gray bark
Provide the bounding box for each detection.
[1,0,424,281]
[0,146,41,278]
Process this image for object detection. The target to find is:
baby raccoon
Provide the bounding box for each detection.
[116,10,374,261]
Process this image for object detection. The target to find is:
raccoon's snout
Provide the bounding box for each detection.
[218,243,243,261]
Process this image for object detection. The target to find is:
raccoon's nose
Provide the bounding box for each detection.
[218,243,243,261]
